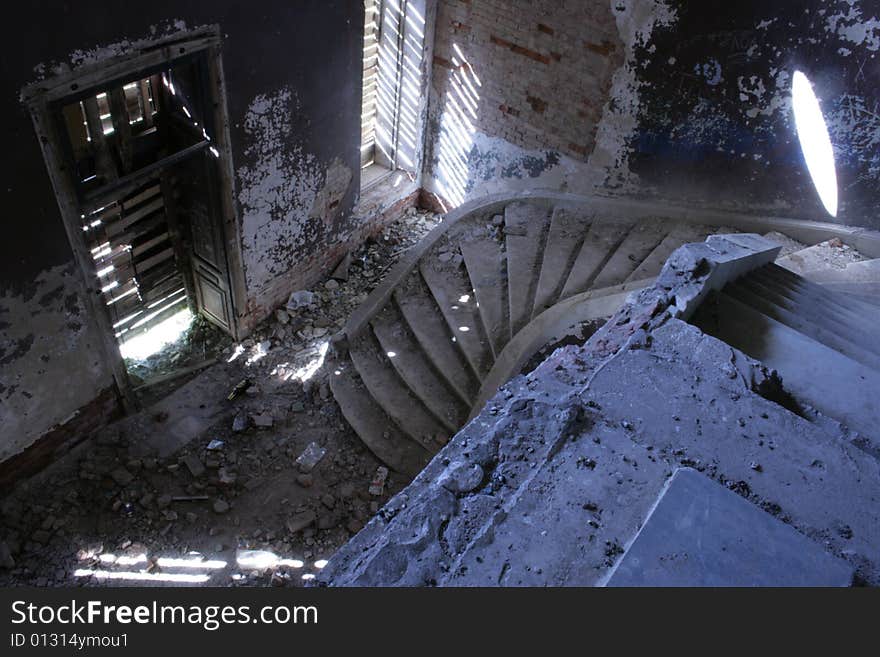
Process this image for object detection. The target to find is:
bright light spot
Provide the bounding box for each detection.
[237,550,279,570]
[246,341,271,366]
[301,573,316,581]
[314,559,328,569]
[209,146,220,158]
[459,326,470,332]
[288,340,329,382]
[156,556,227,570]
[792,71,838,217]
[119,308,193,361]
[458,294,470,303]
[101,281,119,293]
[386,351,397,358]
[96,265,114,277]
[227,344,245,362]
[74,569,210,584]
[236,549,304,570]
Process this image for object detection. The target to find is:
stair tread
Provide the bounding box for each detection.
[592,221,667,289]
[759,264,880,321]
[394,276,479,405]
[419,256,493,380]
[505,201,551,337]
[460,236,509,358]
[370,305,468,432]
[532,206,593,318]
[803,258,880,284]
[349,332,451,452]
[624,224,713,283]
[692,292,880,442]
[560,218,634,300]
[726,279,880,369]
[329,362,431,476]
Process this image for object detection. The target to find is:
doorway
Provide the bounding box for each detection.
[24,29,245,407]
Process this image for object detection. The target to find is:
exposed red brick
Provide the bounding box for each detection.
[568,142,588,156]
[499,104,520,117]
[451,20,471,32]
[433,55,454,69]
[526,94,547,114]
[584,40,617,56]
[490,34,551,65]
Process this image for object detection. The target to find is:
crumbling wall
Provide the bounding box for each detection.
[0,2,388,470]
[423,0,671,205]
[424,0,880,228]
[628,0,880,227]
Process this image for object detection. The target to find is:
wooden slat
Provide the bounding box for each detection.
[136,246,174,273]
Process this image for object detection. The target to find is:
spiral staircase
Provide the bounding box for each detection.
[328,194,880,475]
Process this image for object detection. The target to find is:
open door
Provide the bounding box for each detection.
[169,151,235,334]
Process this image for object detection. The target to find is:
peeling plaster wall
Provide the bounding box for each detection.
[0,1,375,466]
[0,266,114,463]
[628,0,880,227]
[423,0,663,205]
[424,0,880,229]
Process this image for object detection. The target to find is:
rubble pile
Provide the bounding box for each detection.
[0,208,441,587]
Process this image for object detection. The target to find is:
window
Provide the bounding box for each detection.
[360,0,425,189]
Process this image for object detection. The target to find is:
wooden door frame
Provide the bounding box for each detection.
[21,26,247,408]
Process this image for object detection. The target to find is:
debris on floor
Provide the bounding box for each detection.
[0,207,441,588]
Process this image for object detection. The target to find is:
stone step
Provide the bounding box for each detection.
[759,264,880,323]
[504,201,552,338]
[726,279,880,371]
[819,281,880,307]
[370,304,469,432]
[393,275,479,406]
[592,221,667,289]
[419,257,493,381]
[735,270,880,357]
[328,362,431,476]
[625,222,712,283]
[692,291,880,442]
[532,205,593,318]
[559,217,634,300]
[460,236,509,359]
[802,258,880,284]
[349,331,451,452]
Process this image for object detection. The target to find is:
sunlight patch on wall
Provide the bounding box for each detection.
[435,44,481,207]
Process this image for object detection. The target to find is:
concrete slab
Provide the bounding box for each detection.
[604,469,853,587]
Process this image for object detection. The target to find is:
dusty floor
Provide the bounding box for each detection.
[0,207,441,587]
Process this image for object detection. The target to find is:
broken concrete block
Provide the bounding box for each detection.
[286,290,315,310]
[295,442,326,473]
[232,413,250,433]
[286,510,317,534]
[251,413,274,429]
[182,454,205,478]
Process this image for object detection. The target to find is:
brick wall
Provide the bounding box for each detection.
[432,0,623,159]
